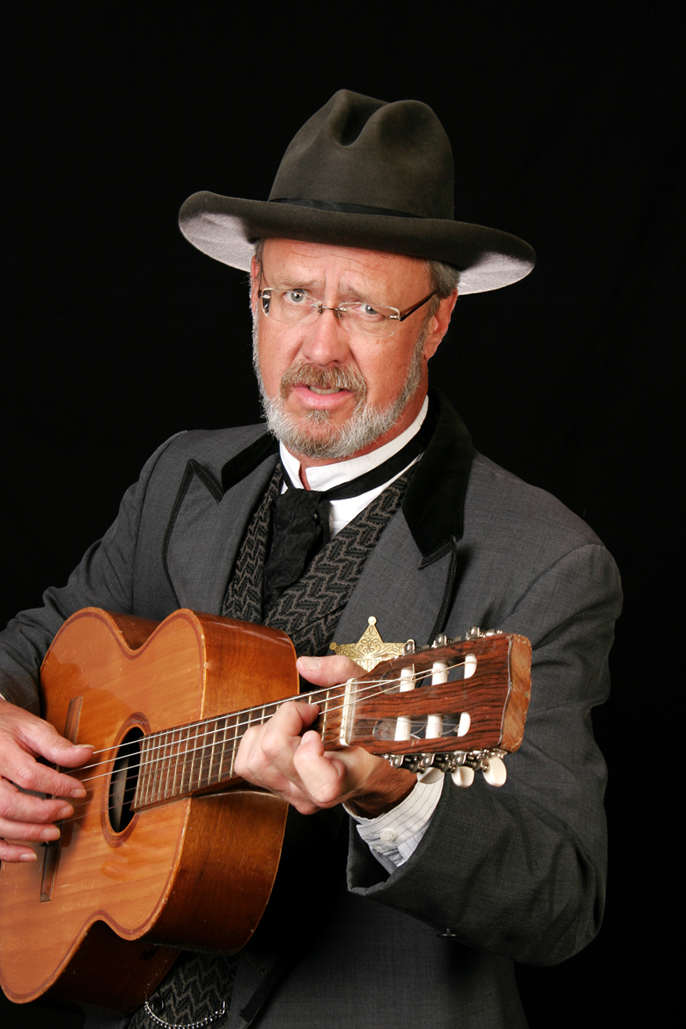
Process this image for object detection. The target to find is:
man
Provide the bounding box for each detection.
[0,91,621,1027]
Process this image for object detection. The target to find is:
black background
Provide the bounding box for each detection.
[2,3,681,1026]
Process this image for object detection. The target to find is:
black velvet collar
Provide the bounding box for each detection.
[401,388,473,559]
[221,432,279,493]
[219,388,473,560]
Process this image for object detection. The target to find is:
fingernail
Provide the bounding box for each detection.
[58,804,74,818]
[40,827,60,842]
[19,852,38,862]
[298,657,320,671]
[69,787,86,799]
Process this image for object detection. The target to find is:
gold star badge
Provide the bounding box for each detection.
[329,616,412,671]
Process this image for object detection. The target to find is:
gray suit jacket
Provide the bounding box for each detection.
[0,392,621,1028]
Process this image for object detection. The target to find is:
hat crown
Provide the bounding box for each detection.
[268,90,455,220]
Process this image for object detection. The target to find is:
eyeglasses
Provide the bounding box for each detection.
[256,281,437,339]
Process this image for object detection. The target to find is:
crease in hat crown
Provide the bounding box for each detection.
[178,89,535,295]
[268,91,455,220]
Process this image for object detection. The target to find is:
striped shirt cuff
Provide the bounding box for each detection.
[348,778,444,873]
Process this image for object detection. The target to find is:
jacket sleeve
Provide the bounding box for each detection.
[347,541,621,967]
[0,435,185,713]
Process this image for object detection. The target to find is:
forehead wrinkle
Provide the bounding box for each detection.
[261,240,430,306]
[262,266,388,307]
[277,265,414,309]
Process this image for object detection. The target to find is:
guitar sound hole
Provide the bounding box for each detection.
[108,727,143,833]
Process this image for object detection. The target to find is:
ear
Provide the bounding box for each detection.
[422,290,458,361]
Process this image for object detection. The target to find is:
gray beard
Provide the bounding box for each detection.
[252,321,426,461]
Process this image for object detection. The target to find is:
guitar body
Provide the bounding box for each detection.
[0,608,298,1011]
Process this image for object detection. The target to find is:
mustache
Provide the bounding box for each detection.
[279,362,368,401]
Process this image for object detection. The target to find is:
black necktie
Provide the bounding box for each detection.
[262,414,434,606]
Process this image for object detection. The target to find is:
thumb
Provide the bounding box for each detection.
[297,654,365,688]
[4,702,92,767]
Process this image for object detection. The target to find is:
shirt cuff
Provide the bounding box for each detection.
[347,778,444,873]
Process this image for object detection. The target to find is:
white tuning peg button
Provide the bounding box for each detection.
[450,766,475,788]
[482,756,507,787]
[417,767,444,784]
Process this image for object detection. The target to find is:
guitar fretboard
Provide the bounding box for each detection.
[134,686,344,808]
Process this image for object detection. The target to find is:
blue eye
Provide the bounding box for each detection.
[284,289,308,305]
[355,303,384,321]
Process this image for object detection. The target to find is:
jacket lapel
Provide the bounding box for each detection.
[164,451,278,612]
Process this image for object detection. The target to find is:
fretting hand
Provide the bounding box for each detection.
[234,654,415,818]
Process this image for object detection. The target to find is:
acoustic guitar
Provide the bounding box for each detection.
[0,607,531,1012]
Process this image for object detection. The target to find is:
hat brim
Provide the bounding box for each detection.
[178,192,535,295]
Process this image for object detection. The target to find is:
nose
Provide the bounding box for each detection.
[299,307,352,367]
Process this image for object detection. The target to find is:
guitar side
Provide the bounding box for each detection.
[0,608,298,1012]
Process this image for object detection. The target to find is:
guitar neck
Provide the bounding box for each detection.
[134,685,346,808]
[133,630,531,809]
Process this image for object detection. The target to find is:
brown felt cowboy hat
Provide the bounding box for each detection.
[178,90,535,294]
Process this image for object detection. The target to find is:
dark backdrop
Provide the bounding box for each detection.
[2,4,681,1026]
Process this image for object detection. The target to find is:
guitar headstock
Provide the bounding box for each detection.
[328,628,531,788]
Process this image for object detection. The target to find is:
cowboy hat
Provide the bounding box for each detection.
[178,90,535,294]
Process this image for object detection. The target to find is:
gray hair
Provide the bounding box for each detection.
[424,259,459,317]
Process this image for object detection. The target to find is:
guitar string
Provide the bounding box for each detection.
[75,661,470,814]
[72,659,467,781]
[51,664,442,829]
[64,670,463,827]
[51,661,473,828]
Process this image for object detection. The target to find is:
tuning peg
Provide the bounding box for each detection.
[482,756,507,787]
[417,767,443,784]
[450,766,475,788]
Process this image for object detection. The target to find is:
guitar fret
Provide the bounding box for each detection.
[182,726,192,794]
[207,716,220,788]
[162,727,173,802]
[183,726,193,795]
[147,730,159,805]
[204,717,217,788]
[189,722,200,793]
[177,728,185,796]
[227,712,240,778]
[181,728,191,792]
[136,737,149,808]
[171,728,184,801]
[220,717,230,783]
[319,690,331,742]
[220,715,231,784]
[202,721,212,789]
[173,728,186,798]
[149,735,158,805]
[147,735,157,806]
[147,733,157,805]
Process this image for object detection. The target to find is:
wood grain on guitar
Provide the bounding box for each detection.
[0,608,530,1012]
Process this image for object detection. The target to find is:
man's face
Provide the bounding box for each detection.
[251,239,453,464]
